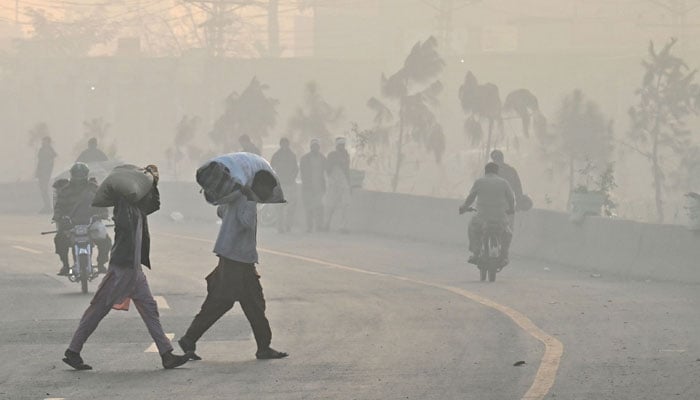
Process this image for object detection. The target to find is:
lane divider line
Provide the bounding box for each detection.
[154,296,170,310]
[160,232,564,400]
[145,333,175,353]
[12,245,42,254]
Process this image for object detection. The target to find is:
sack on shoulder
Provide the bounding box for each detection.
[92,164,154,207]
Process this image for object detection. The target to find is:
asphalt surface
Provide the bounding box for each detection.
[1,214,699,400]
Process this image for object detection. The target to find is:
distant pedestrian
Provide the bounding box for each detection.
[76,137,109,163]
[36,133,57,214]
[62,165,191,371]
[270,137,299,233]
[299,139,326,232]
[324,137,351,232]
[239,134,261,155]
[178,171,288,361]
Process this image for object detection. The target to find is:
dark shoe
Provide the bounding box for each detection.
[62,349,92,370]
[96,264,108,274]
[178,338,202,361]
[57,266,70,276]
[256,348,288,360]
[161,350,189,369]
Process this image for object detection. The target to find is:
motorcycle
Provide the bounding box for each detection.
[42,216,110,294]
[460,207,506,282]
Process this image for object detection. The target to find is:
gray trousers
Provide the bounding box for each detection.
[68,265,173,355]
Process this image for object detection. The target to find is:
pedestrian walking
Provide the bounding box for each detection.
[36,133,56,214]
[178,170,288,361]
[62,165,190,370]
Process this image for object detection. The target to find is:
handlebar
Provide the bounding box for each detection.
[41,222,113,235]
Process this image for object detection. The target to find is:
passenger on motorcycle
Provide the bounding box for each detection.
[53,162,112,276]
[459,162,515,267]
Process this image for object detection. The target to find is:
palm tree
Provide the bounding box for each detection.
[377,36,445,192]
[459,72,545,159]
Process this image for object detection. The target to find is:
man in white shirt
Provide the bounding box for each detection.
[179,170,288,361]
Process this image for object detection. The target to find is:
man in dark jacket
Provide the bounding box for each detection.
[270,137,299,233]
[178,170,288,361]
[76,137,109,164]
[54,162,112,276]
[63,165,191,371]
[36,134,57,214]
[299,139,326,232]
[490,150,523,199]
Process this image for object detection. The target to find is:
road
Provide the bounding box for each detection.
[1,214,699,400]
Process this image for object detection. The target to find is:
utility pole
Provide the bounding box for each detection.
[182,0,280,57]
[267,0,281,57]
[646,0,700,50]
[427,0,480,53]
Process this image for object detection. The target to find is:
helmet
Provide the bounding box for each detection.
[70,162,90,180]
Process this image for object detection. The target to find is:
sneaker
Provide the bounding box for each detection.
[62,349,92,370]
[161,350,189,369]
[57,266,70,276]
[255,348,288,360]
[178,337,202,361]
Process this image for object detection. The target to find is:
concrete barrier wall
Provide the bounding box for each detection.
[3,182,699,282]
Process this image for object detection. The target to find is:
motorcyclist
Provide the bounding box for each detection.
[53,162,111,276]
[459,162,515,267]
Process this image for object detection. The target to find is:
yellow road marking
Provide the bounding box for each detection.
[161,232,564,400]
[145,333,175,353]
[12,245,42,254]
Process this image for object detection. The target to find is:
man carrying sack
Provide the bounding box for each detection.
[179,166,288,361]
[62,164,191,371]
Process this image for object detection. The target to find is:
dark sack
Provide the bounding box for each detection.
[92,164,154,207]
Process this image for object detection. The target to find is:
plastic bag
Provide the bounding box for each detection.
[196,152,285,204]
[92,164,154,207]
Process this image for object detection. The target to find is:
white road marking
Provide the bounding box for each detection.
[12,245,42,254]
[161,232,564,400]
[154,296,170,309]
[145,333,175,353]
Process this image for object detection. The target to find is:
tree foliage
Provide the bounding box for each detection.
[15,8,119,57]
[628,39,700,222]
[288,81,343,147]
[375,36,445,191]
[542,89,613,193]
[458,71,544,156]
[210,77,278,150]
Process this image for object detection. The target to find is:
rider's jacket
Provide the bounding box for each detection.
[468,173,515,222]
[53,180,108,227]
